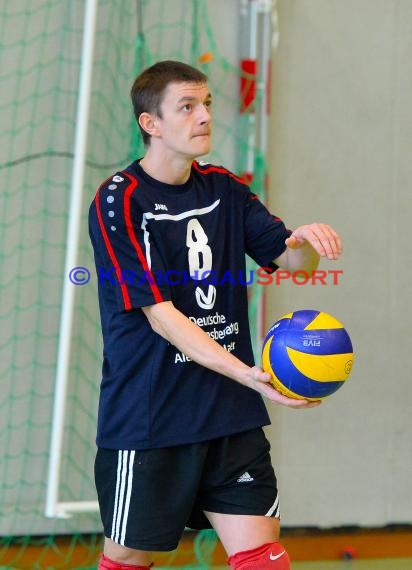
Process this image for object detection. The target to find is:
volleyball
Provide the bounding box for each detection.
[262,310,354,400]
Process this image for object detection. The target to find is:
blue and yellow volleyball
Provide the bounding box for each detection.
[262,310,354,400]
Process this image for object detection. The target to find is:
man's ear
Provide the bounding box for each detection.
[138,112,160,138]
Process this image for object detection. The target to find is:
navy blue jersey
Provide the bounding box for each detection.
[89,160,290,450]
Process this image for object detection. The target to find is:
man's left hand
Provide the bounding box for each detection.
[285,223,342,260]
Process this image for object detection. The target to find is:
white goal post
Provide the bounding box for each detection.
[45,0,100,519]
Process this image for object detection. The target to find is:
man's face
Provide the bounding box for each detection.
[154,81,212,159]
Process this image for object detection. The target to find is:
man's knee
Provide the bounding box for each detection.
[98,553,153,569]
[228,541,290,569]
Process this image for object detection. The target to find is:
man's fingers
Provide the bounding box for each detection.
[257,379,322,408]
[310,224,342,259]
[287,223,342,260]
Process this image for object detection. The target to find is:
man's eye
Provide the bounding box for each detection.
[182,104,192,111]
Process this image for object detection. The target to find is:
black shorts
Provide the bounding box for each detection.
[94,428,280,551]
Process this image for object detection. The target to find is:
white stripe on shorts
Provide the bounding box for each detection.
[111,450,135,545]
[265,495,280,518]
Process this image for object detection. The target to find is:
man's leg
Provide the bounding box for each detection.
[199,429,289,568]
[95,445,209,569]
[97,537,153,568]
[205,512,290,569]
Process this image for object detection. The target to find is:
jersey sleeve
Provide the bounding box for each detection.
[89,172,171,311]
[244,190,292,272]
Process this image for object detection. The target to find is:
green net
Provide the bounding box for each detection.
[0,1,269,568]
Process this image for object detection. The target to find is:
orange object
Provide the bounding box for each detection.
[341,546,357,559]
[198,51,213,64]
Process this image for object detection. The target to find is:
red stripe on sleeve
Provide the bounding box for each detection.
[95,181,132,311]
[122,173,164,304]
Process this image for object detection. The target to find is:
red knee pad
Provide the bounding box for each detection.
[228,542,290,569]
[98,553,153,569]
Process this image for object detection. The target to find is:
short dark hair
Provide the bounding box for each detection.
[130,60,208,145]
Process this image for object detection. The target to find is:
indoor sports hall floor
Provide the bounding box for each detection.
[210,561,412,569]
[2,528,412,568]
[294,561,412,569]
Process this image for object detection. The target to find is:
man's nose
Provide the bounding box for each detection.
[198,104,211,124]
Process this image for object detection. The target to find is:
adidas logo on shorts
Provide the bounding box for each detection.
[237,471,254,483]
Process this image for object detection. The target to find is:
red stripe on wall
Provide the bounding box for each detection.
[240,59,257,113]
[266,60,272,115]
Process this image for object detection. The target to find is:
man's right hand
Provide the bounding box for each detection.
[245,366,321,409]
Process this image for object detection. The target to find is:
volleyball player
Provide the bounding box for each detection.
[89,60,342,570]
